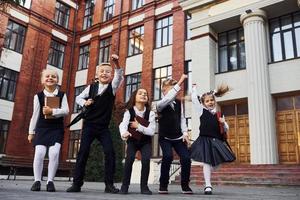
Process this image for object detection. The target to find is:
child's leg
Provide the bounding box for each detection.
[47,143,61,183]
[33,145,47,181]
[122,142,138,187]
[158,137,173,190]
[140,143,151,189]
[203,163,212,187]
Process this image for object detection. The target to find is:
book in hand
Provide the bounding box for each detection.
[44,96,60,119]
[128,115,150,141]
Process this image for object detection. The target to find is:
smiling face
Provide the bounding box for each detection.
[97,64,112,84]
[135,88,149,104]
[41,69,59,88]
[203,94,216,110]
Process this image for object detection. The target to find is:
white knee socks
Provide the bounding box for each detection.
[203,163,212,187]
[33,143,61,183]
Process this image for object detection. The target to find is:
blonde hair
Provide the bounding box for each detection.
[162,78,177,88]
[200,84,230,103]
[40,69,59,84]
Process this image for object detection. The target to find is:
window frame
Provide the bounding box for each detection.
[184,60,192,95]
[78,44,90,70]
[0,119,10,154]
[155,16,173,49]
[0,66,19,101]
[83,0,94,30]
[153,65,172,101]
[68,130,82,159]
[103,0,115,22]
[217,27,245,74]
[47,39,66,69]
[98,37,112,64]
[4,20,26,53]
[131,0,144,11]
[269,11,300,63]
[54,1,70,29]
[124,72,142,102]
[73,85,86,113]
[128,26,144,56]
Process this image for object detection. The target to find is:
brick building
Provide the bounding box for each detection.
[0,0,300,184]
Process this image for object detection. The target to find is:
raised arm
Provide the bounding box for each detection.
[111,54,124,94]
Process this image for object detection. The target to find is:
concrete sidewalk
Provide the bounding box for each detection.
[0,178,299,200]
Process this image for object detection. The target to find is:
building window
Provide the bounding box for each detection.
[184,60,192,95]
[270,11,300,62]
[132,0,144,10]
[153,65,172,100]
[218,28,245,73]
[156,16,173,48]
[99,37,111,64]
[125,72,141,102]
[83,0,94,30]
[68,130,81,159]
[128,26,144,56]
[73,86,86,113]
[4,20,26,53]
[103,0,114,22]
[0,66,18,101]
[78,45,90,70]
[186,13,192,40]
[47,40,65,69]
[54,1,70,28]
[0,120,9,154]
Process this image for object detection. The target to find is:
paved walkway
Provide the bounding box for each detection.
[0,178,299,200]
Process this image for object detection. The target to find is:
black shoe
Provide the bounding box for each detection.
[204,186,213,195]
[141,186,152,195]
[158,185,168,194]
[119,185,128,194]
[66,184,81,192]
[105,184,119,193]
[46,181,56,192]
[181,184,193,194]
[30,181,41,191]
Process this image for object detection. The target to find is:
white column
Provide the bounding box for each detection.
[240,9,278,164]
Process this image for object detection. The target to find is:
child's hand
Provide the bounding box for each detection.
[84,99,94,106]
[122,131,132,140]
[130,118,139,129]
[43,106,53,115]
[178,74,188,86]
[28,134,34,143]
[182,134,191,146]
[111,54,120,68]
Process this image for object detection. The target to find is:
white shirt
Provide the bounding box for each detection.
[76,68,124,107]
[191,87,229,132]
[156,84,188,140]
[28,88,69,134]
[119,106,156,140]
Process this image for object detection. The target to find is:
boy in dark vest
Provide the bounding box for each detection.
[67,54,123,193]
[156,74,193,194]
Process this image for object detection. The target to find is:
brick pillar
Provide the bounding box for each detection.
[86,36,99,83]
[172,4,185,98]
[141,4,155,99]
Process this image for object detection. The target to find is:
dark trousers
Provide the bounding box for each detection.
[122,140,151,189]
[159,136,191,187]
[73,123,116,187]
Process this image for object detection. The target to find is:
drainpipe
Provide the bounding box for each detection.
[116,0,123,55]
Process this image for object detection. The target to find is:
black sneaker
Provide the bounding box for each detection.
[46,181,56,192]
[204,186,213,195]
[119,185,128,194]
[66,184,81,192]
[105,184,119,193]
[141,186,152,195]
[181,184,193,194]
[30,181,41,191]
[158,185,168,194]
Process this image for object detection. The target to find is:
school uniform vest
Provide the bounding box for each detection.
[158,99,182,139]
[199,109,223,140]
[84,83,115,127]
[36,91,64,129]
[128,108,152,144]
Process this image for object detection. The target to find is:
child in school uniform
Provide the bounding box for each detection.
[156,74,193,194]
[28,69,69,192]
[190,84,235,195]
[66,54,123,193]
[119,88,156,195]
